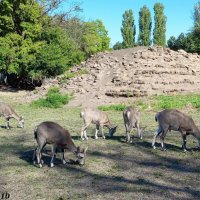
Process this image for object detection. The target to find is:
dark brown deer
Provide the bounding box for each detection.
[152,109,200,151]
[33,121,87,167]
[123,106,142,143]
[80,108,117,140]
[0,102,24,129]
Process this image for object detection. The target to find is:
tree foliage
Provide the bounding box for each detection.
[0,0,110,88]
[121,9,136,48]
[81,20,110,56]
[138,5,152,46]
[167,2,200,54]
[153,3,167,46]
[113,41,123,50]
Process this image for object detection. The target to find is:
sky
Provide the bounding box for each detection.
[64,0,198,46]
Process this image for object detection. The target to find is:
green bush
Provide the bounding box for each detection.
[31,87,73,108]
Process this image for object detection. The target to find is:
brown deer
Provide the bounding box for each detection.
[0,102,24,129]
[33,121,87,167]
[123,106,142,143]
[80,108,117,140]
[152,109,200,151]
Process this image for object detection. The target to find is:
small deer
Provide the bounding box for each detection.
[152,109,200,151]
[33,121,87,167]
[80,108,117,140]
[123,106,142,143]
[0,102,24,129]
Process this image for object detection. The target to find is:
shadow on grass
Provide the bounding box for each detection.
[17,147,200,199]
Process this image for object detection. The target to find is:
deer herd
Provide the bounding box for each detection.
[0,102,200,168]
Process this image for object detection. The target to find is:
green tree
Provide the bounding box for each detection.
[81,20,110,56]
[121,9,136,48]
[167,36,177,50]
[113,41,123,50]
[191,1,200,53]
[153,3,167,46]
[138,5,152,46]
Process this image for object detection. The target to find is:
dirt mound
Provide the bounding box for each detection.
[24,46,200,107]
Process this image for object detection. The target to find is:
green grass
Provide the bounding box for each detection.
[98,104,126,111]
[1,95,200,200]
[152,94,200,110]
[31,86,73,108]
[99,94,200,111]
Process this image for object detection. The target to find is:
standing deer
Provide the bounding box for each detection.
[152,109,200,151]
[80,108,117,140]
[123,106,142,143]
[0,102,24,129]
[33,121,87,167]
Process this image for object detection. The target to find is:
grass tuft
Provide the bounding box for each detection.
[31,86,73,108]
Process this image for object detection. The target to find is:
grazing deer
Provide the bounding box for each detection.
[0,102,24,129]
[123,106,142,143]
[152,109,200,151]
[80,108,117,140]
[33,121,87,167]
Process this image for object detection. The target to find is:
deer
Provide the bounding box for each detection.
[80,107,117,140]
[33,121,87,168]
[152,109,200,152]
[123,106,142,143]
[0,102,24,129]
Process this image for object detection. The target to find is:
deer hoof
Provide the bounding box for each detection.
[50,163,54,168]
[62,160,67,165]
[39,163,43,168]
[153,146,156,150]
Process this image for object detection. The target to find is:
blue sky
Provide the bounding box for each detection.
[65,0,198,46]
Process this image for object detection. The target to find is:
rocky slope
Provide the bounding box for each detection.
[26,46,200,107]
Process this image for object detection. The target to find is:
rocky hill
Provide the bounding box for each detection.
[26,46,200,107]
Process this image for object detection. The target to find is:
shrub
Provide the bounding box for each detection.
[31,87,73,108]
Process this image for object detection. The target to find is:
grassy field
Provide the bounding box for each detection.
[0,96,200,200]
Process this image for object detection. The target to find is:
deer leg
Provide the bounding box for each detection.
[125,123,132,143]
[160,130,168,151]
[152,127,162,149]
[181,131,187,152]
[50,145,56,167]
[61,148,67,164]
[100,125,106,139]
[32,148,37,165]
[136,122,142,139]
[5,117,10,129]
[81,123,89,140]
[35,137,46,167]
[95,125,99,139]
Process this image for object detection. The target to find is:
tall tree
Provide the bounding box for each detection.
[153,3,167,46]
[191,1,200,53]
[138,5,152,46]
[121,9,136,48]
